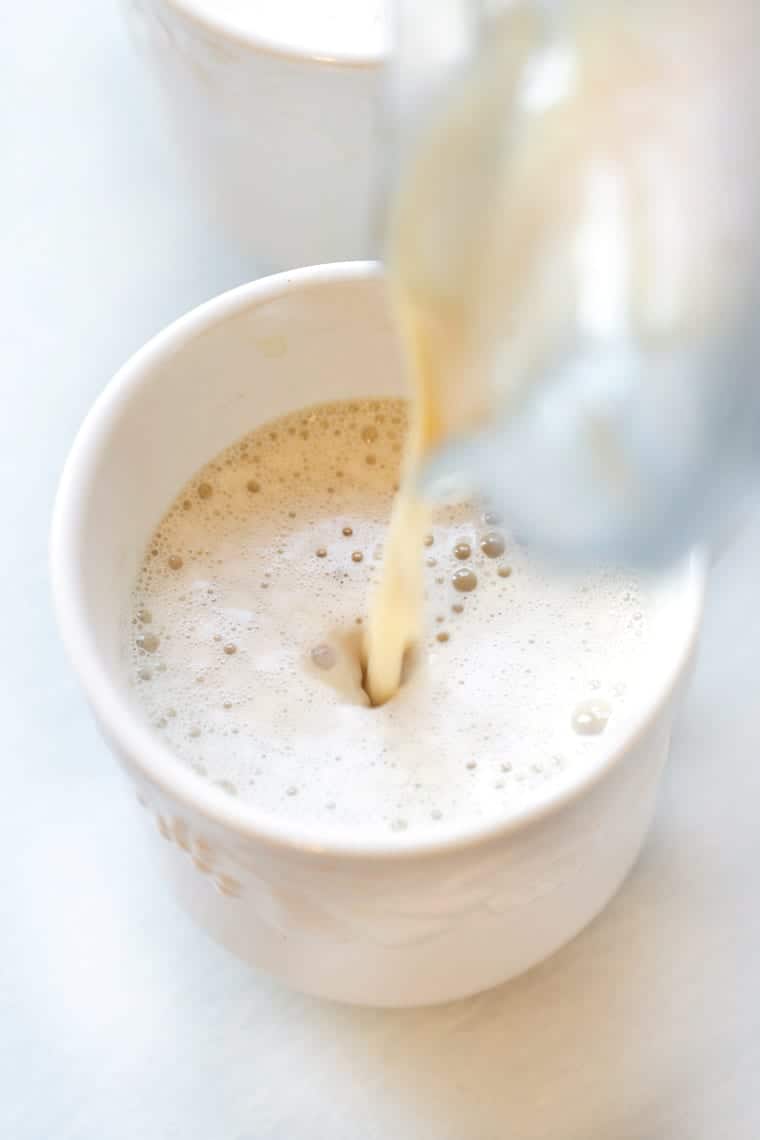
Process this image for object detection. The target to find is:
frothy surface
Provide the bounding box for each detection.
[127,398,649,838]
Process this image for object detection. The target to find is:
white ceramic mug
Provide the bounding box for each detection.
[121,0,383,269]
[51,262,705,1006]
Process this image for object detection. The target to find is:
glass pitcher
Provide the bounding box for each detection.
[384,0,760,567]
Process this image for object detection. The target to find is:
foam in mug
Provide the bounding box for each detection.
[126,398,648,838]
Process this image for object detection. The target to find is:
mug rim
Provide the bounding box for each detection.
[166,0,386,69]
[50,261,706,862]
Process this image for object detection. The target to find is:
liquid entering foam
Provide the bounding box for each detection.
[127,398,652,837]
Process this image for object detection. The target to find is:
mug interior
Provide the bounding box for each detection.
[52,263,705,856]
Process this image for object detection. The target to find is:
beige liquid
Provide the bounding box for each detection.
[362,15,553,703]
[126,399,650,837]
[363,312,441,705]
[362,0,756,697]
[362,20,530,704]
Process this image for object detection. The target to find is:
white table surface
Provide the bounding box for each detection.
[3,2,759,1137]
